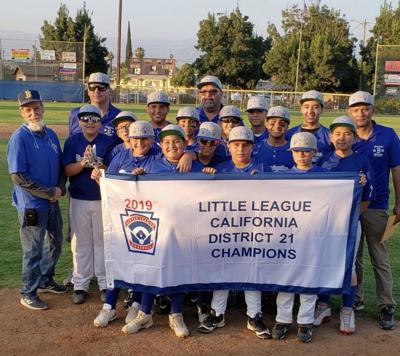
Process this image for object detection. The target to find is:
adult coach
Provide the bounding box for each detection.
[196,75,224,123]
[348,91,400,330]
[68,72,121,143]
[7,90,67,310]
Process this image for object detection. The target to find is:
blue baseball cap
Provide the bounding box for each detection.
[18,90,42,106]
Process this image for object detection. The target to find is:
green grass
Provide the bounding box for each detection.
[1,100,399,320]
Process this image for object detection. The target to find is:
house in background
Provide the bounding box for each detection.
[14,64,58,82]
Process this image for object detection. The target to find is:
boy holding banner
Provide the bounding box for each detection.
[314,116,374,334]
[176,106,200,151]
[199,126,272,339]
[272,132,327,343]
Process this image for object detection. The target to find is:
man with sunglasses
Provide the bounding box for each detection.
[246,96,269,144]
[196,75,224,124]
[68,72,121,145]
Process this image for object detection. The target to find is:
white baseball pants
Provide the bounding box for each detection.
[211,290,262,318]
[276,292,317,325]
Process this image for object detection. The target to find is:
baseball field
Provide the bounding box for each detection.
[1,101,400,354]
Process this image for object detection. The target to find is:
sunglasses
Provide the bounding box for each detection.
[79,116,101,123]
[88,84,108,92]
[199,89,219,96]
[220,118,241,125]
[199,138,218,147]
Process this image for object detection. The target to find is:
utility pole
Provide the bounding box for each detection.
[116,0,122,103]
[82,24,87,103]
[359,19,367,90]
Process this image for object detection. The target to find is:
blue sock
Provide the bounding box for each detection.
[170,293,185,314]
[317,294,331,305]
[131,291,142,305]
[141,293,155,314]
[105,288,120,309]
[342,287,356,308]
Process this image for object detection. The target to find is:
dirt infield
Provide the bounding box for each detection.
[0,288,398,356]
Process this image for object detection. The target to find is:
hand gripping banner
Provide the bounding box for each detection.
[100,172,361,295]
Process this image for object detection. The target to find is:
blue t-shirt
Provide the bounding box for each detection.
[215,160,272,173]
[196,106,220,124]
[253,129,269,144]
[68,103,121,146]
[254,141,294,172]
[62,132,115,200]
[318,150,375,202]
[286,124,331,162]
[148,156,204,173]
[7,125,62,211]
[109,142,127,160]
[352,122,400,209]
[107,146,162,175]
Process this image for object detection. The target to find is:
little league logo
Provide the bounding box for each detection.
[120,209,160,255]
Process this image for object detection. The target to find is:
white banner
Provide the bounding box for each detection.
[100,173,361,295]
[40,49,55,61]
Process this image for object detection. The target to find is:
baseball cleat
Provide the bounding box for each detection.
[297,325,313,343]
[125,302,140,324]
[313,301,332,326]
[271,323,291,340]
[169,313,190,338]
[247,313,272,339]
[340,307,355,335]
[122,310,153,334]
[198,309,225,333]
[94,303,117,327]
[379,305,396,331]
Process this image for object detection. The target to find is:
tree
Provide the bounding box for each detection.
[125,21,133,68]
[135,46,145,59]
[40,3,108,76]
[171,63,196,87]
[361,2,400,93]
[194,9,271,89]
[263,4,359,92]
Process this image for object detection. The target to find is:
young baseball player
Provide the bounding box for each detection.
[108,111,137,159]
[63,104,114,305]
[122,125,203,338]
[254,106,294,171]
[92,121,160,328]
[176,106,200,151]
[146,91,172,141]
[198,126,271,339]
[286,90,331,162]
[246,96,269,144]
[313,116,374,335]
[195,122,227,168]
[218,105,243,159]
[272,132,327,343]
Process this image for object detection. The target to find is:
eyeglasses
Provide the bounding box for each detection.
[88,84,108,92]
[117,124,131,132]
[79,116,101,123]
[199,138,218,147]
[220,117,241,125]
[199,89,219,96]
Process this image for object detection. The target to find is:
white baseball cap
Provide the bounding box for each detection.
[348,91,374,107]
[300,90,324,107]
[128,121,154,138]
[112,111,138,127]
[219,105,242,120]
[289,132,317,152]
[266,106,291,123]
[158,124,186,140]
[329,116,356,133]
[228,126,254,143]
[176,107,200,122]
[197,122,222,141]
[197,75,223,90]
[147,92,170,106]
[88,72,109,85]
[78,104,102,118]
[246,96,268,112]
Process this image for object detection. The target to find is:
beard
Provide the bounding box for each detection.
[27,119,45,132]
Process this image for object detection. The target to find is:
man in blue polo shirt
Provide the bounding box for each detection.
[68,72,121,145]
[7,90,67,310]
[348,91,400,331]
[196,75,224,124]
[286,90,331,162]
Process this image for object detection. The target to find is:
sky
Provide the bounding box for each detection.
[0,0,387,65]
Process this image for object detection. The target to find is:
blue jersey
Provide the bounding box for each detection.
[152,122,172,143]
[289,165,328,173]
[254,141,294,172]
[197,106,220,124]
[286,124,331,162]
[196,151,229,168]
[318,150,375,202]
[215,159,272,173]
[7,125,62,210]
[148,156,204,173]
[107,146,162,175]
[68,103,121,146]
[253,129,269,144]
[352,122,400,209]
[109,142,127,160]
[186,141,199,152]
[63,132,115,200]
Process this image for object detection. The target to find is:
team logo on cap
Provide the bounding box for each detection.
[121,209,160,255]
[25,90,32,99]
